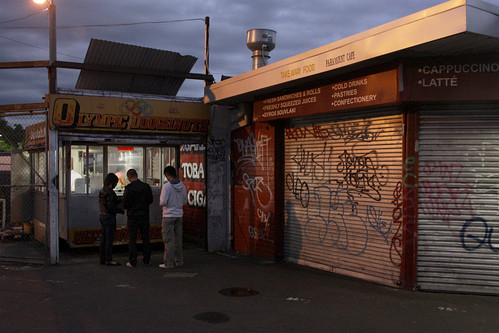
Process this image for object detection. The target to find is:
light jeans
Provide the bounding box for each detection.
[161,217,183,268]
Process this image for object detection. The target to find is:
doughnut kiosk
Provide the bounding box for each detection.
[49,93,208,247]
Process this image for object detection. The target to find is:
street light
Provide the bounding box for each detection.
[33,0,59,265]
[33,0,57,92]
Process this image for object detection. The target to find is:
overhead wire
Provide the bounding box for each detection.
[0,18,206,29]
[0,15,204,60]
[0,9,46,25]
[0,34,82,60]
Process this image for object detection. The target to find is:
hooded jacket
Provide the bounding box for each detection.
[159,179,187,218]
[122,179,153,219]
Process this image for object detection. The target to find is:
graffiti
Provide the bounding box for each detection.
[207,136,226,163]
[389,181,403,267]
[242,173,273,208]
[419,182,473,221]
[465,143,499,218]
[460,217,499,253]
[419,161,473,226]
[336,148,388,201]
[285,124,329,141]
[304,186,369,255]
[119,99,153,116]
[391,156,419,267]
[420,161,463,183]
[234,132,257,170]
[291,142,333,181]
[248,208,274,243]
[284,118,400,262]
[285,172,310,208]
[285,121,381,144]
[233,132,272,176]
[367,205,391,241]
[233,126,276,251]
[329,120,381,144]
[403,156,418,187]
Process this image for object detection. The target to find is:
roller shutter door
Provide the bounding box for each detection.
[284,113,403,286]
[418,109,499,294]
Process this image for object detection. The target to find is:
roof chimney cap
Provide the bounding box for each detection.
[247,29,276,52]
[247,29,276,70]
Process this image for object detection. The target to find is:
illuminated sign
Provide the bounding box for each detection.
[49,94,210,134]
[117,147,134,151]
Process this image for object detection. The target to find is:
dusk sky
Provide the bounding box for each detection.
[1,0,494,107]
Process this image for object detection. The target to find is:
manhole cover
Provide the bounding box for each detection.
[193,311,230,324]
[218,287,259,297]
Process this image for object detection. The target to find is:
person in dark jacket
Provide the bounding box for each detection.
[99,173,124,266]
[122,169,153,267]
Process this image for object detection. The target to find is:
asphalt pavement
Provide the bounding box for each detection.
[1,244,498,333]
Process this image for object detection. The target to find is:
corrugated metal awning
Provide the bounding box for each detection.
[75,39,197,96]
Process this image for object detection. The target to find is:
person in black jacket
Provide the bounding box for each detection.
[122,169,153,267]
[99,173,124,266]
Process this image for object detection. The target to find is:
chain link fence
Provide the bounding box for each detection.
[0,112,48,264]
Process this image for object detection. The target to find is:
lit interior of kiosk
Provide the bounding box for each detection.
[65,145,176,195]
[58,142,178,247]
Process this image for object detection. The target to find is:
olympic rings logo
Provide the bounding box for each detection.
[119,99,153,116]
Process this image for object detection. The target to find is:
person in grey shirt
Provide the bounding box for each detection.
[159,166,187,269]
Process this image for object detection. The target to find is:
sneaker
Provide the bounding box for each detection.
[159,264,174,269]
[126,262,135,268]
[175,261,184,267]
[106,261,120,266]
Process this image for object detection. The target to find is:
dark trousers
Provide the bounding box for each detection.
[99,214,117,263]
[127,217,151,266]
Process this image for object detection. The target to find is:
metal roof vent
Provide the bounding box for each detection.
[247,29,276,70]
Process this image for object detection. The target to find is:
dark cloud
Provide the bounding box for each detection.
[1,0,469,105]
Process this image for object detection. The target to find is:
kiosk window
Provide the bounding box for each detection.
[70,145,86,193]
[146,147,161,187]
[146,147,177,187]
[163,147,177,170]
[70,145,104,194]
[88,146,104,193]
[67,144,175,193]
[108,146,143,191]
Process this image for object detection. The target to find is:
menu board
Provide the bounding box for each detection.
[253,69,399,122]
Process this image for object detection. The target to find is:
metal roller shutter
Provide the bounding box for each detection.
[418,108,499,295]
[284,112,403,286]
